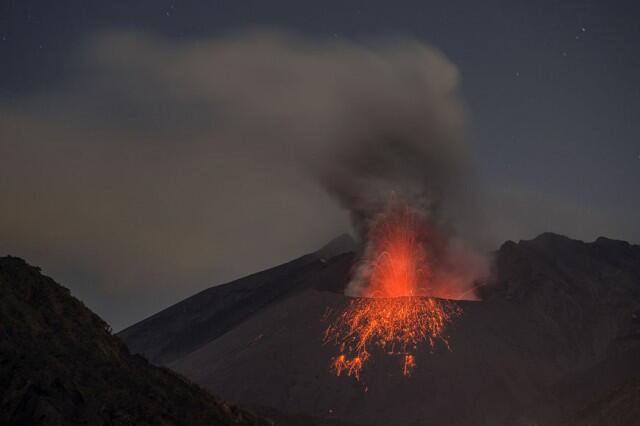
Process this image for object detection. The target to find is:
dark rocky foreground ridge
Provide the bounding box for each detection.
[120,233,640,426]
[0,256,271,426]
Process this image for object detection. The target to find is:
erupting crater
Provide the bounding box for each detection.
[323,201,465,380]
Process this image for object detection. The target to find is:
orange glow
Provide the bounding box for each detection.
[403,354,416,376]
[324,201,462,380]
[364,203,432,298]
[324,297,460,379]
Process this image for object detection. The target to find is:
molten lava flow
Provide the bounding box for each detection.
[324,202,463,380]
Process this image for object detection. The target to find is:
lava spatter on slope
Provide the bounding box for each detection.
[324,201,463,380]
[324,296,461,380]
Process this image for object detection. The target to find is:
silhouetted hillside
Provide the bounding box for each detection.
[0,256,270,426]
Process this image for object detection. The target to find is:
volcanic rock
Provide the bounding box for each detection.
[0,256,270,426]
[120,233,640,425]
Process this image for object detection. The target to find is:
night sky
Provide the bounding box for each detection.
[2,0,639,330]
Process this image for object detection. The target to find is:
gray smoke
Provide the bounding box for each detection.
[0,29,489,327]
[310,50,471,238]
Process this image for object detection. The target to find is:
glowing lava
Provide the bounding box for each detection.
[324,202,463,380]
[324,297,460,380]
[361,202,432,299]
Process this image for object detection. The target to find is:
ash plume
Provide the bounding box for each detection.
[0,30,489,327]
[311,51,469,237]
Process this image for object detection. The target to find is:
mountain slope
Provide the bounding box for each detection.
[564,379,640,426]
[118,235,355,365]
[121,233,640,425]
[0,256,270,426]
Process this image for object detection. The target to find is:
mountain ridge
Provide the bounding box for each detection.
[0,255,270,426]
[118,234,356,366]
[120,232,640,426]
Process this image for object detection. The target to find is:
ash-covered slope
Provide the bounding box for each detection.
[121,233,640,426]
[0,256,270,426]
[564,379,640,426]
[118,234,355,365]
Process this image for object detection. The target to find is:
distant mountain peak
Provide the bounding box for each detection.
[316,233,357,260]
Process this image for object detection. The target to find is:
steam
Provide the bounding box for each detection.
[0,29,489,327]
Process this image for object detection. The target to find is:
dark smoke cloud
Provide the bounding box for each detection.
[0,29,491,328]
[311,59,476,239]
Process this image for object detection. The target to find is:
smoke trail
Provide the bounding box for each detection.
[0,30,489,328]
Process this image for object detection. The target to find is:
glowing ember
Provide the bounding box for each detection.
[324,201,463,380]
[403,354,416,376]
[324,297,461,379]
[362,202,432,298]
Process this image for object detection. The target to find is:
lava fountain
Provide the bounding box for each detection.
[324,201,465,380]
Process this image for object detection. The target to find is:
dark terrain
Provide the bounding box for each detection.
[120,233,640,426]
[0,256,270,426]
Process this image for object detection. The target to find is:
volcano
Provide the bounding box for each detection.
[119,233,640,426]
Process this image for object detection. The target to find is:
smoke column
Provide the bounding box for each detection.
[0,30,490,328]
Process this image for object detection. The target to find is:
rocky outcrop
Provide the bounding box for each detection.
[0,256,270,426]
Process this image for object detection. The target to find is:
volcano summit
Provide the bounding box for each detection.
[119,232,640,426]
